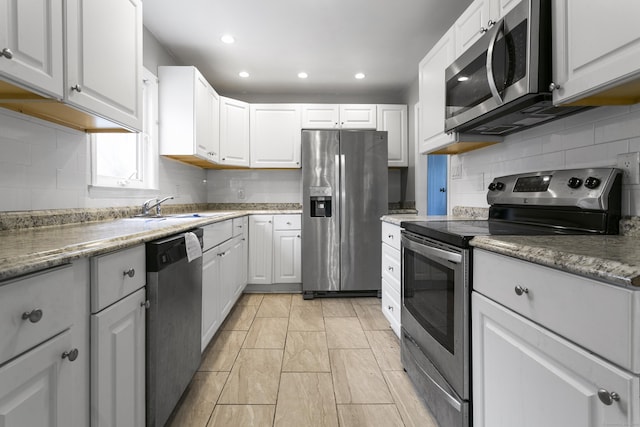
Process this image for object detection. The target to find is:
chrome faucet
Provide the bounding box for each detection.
[142,196,174,216]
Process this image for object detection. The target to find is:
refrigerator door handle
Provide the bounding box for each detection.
[335,154,341,226]
[340,153,346,244]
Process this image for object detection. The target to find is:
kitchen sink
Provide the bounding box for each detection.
[165,212,231,218]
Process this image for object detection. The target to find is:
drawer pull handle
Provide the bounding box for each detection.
[123,268,135,278]
[514,286,529,296]
[286,221,292,225]
[141,300,151,309]
[388,234,394,239]
[22,309,43,323]
[61,348,79,362]
[388,305,393,311]
[597,389,620,406]
[388,266,394,272]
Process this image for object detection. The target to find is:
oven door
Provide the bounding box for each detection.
[401,231,469,399]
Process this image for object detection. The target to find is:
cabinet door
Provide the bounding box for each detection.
[419,28,457,154]
[248,215,273,284]
[91,288,145,427]
[0,0,63,98]
[202,249,221,351]
[0,330,73,427]
[195,74,219,162]
[250,104,302,168]
[488,0,521,21]
[273,229,301,283]
[65,0,142,131]
[552,0,640,105]
[220,96,250,166]
[218,239,236,318]
[454,0,490,56]
[377,104,408,167]
[472,292,640,427]
[301,104,339,128]
[339,104,377,129]
[229,236,245,300]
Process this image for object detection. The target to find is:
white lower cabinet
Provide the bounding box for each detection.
[248,214,301,285]
[91,288,146,427]
[380,221,401,337]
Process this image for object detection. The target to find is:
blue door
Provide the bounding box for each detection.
[427,155,447,215]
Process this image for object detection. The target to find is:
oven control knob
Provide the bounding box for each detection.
[495,182,505,191]
[567,177,583,189]
[585,177,601,189]
[488,182,496,191]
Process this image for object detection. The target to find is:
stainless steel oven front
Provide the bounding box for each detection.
[401,230,470,427]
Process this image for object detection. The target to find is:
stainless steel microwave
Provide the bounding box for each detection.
[444,0,585,136]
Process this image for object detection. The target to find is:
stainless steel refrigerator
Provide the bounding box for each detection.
[302,129,388,298]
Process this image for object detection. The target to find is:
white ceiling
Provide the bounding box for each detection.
[143,0,473,100]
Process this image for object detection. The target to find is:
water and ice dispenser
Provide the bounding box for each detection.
[309,187,332,217]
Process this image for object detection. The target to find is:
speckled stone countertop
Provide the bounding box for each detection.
[381,206,489,226]
[471,235,640,288]
[0,207,301,282]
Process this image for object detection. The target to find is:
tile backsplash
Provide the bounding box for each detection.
[448,105,640,216]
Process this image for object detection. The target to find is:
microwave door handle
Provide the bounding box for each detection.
[486,18,505,105]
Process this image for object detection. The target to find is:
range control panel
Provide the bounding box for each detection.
[486,168,622,210]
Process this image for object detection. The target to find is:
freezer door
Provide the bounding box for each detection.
[302,130,341,292]
[340,130,388,291]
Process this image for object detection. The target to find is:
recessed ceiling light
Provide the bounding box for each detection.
[457,76,470,82]
[298,72,308,79]
[355,73,365,80]
[239,71,249,78]
[221,34,235,44]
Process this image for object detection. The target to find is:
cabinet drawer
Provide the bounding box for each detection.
[203,220,233,251]
[273,214,301,230]
[381,222,401,250]
[474,249,640,373]
[381,277,401,337]
[91,244,145,313]
[0,265,74,366]
[381,242,401,285]
[232,216,247,237]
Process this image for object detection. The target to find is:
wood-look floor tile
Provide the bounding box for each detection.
[291,293,322,307]
[237,293,265,306]
[274,372,339,427]
[329,349,394,404]
[243,317,289,349]
[256,294,292,317]
[354,303,392,331]
[365,330,403,371]
[200,331,247,372]
[166,372,228,427]
[324,317,369,349]
[336,404,404,427]
[289,305,325,331]
[383,370,439,427]
[282,331,330,372]
[218,349,283,404]
[321,299,356,317]
[221,304,258,331]
[348,297,381,305]
[208,405,275,427]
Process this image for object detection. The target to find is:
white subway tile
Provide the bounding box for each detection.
[57,169,86,190]
[0,162,28,188]
[594,109,640,144]
[565,140,629,168]
[0,187,31,211]
[0,136,31,165]
[31,189,78,210]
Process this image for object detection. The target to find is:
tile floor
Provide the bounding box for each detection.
[166,293,439,427]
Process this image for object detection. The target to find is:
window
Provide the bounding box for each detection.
[90,67,159,190]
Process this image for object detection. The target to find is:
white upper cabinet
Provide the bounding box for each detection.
[301,104,340,128]
[0,0,63,98]
[377,104,408,167]
[339,104,377,129]
[551,0,640,106]
[250,104,302,168]
[454,0,490,56]
[489,0,521,22]
[220,96,250,167]
[65,0,143,131]
[158,66,220,166]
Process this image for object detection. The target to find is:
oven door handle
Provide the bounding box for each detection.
[402,236,462,264]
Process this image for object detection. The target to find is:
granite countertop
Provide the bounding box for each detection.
[0,209,301,282]
[471,235,640,288]
[381,206,490,225]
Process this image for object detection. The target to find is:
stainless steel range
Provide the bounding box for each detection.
[400,168,622,427]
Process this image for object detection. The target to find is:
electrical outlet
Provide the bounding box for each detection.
[237,188,245,200]
[617,152,640,184]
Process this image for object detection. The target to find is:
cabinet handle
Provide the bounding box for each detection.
[123,268,135,278]
[597,389,620,406]
[514,286,529,296]
[140,300,150,309]
[388,305,393,311]
[22,309,43,323]
[549,82,561,92]
[388,234,394,239]
[388,266,394,272]
[1,48,13,59]
[70,84,82,92]
[61,348,79,362]
[286,221,292,225]
[479,26,488,34]
[487,19,496,27]
[297,234,301,238]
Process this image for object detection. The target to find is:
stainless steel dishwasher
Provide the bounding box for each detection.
[145,228,203,427]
